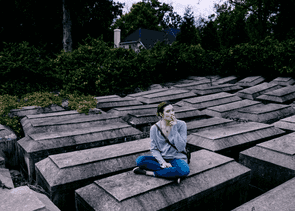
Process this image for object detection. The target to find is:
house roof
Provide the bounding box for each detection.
[120,28,181,50]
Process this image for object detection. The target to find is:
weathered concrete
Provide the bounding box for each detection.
[75,150,251,211]
[213,76,238,85]
[17,122,143,183]
[187,122,285,161]
[136,89,197,104]
[172,80,211,90]
[256,85,295,103]
[95,96,143,111]
[147,84,163,90]
[186,117,237,135]
[236,82,282,100]
[239,133,295,192]
[272,115,295,132]
[35,138,154,211]
[0,125,18,168]
[269,77,295,86]
[174,79,196,85]
[0,156,4,168]
[238,103,295,124]
[203,99,263,119]
[193,83,243,95]
[236,76,265,87]
[187,76,210,81]
[9,104,65,118]
[94,95,120,102]
[107,104,159,117]
[232,177,295,211]
[21,113,124,136]
[0,186,60,211]
[175,92,242,110]
[0,168,14,195]
[127,88,168,98]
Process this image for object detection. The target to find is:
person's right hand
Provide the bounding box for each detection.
[161,162,172,168]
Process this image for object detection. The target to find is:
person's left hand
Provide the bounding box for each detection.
[169,115,177,126]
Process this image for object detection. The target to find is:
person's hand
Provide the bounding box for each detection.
[161,162,172,168]
[169,115,177,126]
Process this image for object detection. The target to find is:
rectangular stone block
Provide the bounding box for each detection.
[232,177,295,211]
[9,104,65,118]
[127,88,168,98]
[94,95,120,102]
[187,76,210,81]
[95,96,143,111]
[172,80,211,90]
[0,156,4,168]
[0,168,14,195]
[0,125,18,168]
[256,85,295,103]
[213,76,238,85]
[17,122,143,183]
[238,103,295,124]
[136,89,197,104]
[203,99,263,119]
[107,104,159,117]
[175,92,242,110]
[236,82,282,100]
[186,117,236,135]
[0,186,60,211]
[75,150,251,211]
[236,76,265,87]
[35,138,153,211]
[187,122,285,161]
[239,133,295,192]
[272,114,295,131]
[269,77,295,86]
[193,83,243,95]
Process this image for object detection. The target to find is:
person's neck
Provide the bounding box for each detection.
[161,119,170,127]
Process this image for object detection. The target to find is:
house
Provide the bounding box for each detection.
[114,27,181,53]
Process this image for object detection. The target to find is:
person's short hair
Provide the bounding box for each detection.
[157,101,171,117]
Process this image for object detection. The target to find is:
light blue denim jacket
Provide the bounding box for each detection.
[150,119,187,165]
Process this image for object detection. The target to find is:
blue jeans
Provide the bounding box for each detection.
[136,155,190,180]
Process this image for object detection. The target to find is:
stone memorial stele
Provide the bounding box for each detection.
[235,76,265,87]
[272,114,295,131]
[269,76,295,86]
[256,85,295,103]
[212,75,238,85]
[107,104,159,117]
[172,80,211,90]
[127,88,168,98]
[95,96,143,111]
[75,150,251,211]
[193,83,243,95]
[9,104,65,118]
[0,168,14,195]
[0,124,18,168]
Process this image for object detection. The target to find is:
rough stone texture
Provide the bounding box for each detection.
[88,108,106,114]
[0,168,14,195]
[0,125,18,168]
[95,96,143,111]
[232,177,295,211]
[236,82,282,100]
[9,104,65,118]
[0,156,4,168]
[193,83,243,95]
[172,80,211,90]
[203,99,263,119]
[174,79,196,85]
[75,150,251,211]
[187,76,211,81]
[239,133,295,192]
[136,89,197,104]
[17,122,143,183]
[175,92,242,110]
[187,122,285,161]
[147,84,163,90]
[238,103,295,124]
[272,115,295,131]
[0,186,60,211]
[269,77,295,86]
[127,88,168,98]
[212,76,238,85]
[94,95,120,102]
[236,76,265,87]
[35,138,153,211]
[21,113,124,136]
[256,85,295,103]
[186,117,237,135]
[107,104,158,117]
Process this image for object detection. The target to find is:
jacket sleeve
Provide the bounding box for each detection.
[173,121,187,152]
[150,126,166,165]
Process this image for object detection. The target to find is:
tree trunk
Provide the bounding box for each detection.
[62,0,72,52]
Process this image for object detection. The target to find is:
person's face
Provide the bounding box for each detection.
[161,105,175,121]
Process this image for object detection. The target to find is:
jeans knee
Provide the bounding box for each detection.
[177,166,190,177]
[136,156,145,166]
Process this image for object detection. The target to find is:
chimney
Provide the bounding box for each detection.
[114,29,121,48]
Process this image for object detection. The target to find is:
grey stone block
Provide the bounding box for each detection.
[236,76,265,87]
[0,168,14,195]
[256,85,295,103]
[95,96,143,110]
[127,88,168,98]
[9,104,65,118]
[272,114,295,131]
[0,125,18,168]
[193,83,243,95]
[172,80,211,90]
[107,104,159,117]
[269,77,295,86]
[212,76,238,85]
[0,156,4,168]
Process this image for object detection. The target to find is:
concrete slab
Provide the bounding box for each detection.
[136,89,197,104]
[186,117,237,135]
[236,82,283,100]
[187,76,209,81]
[0,156,4,168]
[269,77,295,86]
[256,85,295,103]
[172,80,211,90]
[213,76,238,85]
[9,104,65,118]
[107,104,159,117]
[127,88,168,98]
[232,177,295,211]
[0,168,14,195]
[187,122,285,161]
[21,113,124,136]
[203,99,263,119]
[0,125,18,168]
[238,103,295,124]
[17,122,143,183]
[272,115,295,132]
[175,92,242,110]
[95,96,143,111]
[193,83,243,95]
[75,150,251,211]
[175,79,196,84]
[239,133,295,192]
[94,95,120,102]
[236,76,265,87]
[35,138,153,211]
[0,186,60,211]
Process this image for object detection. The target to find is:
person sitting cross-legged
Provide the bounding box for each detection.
[133,101,190,184]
